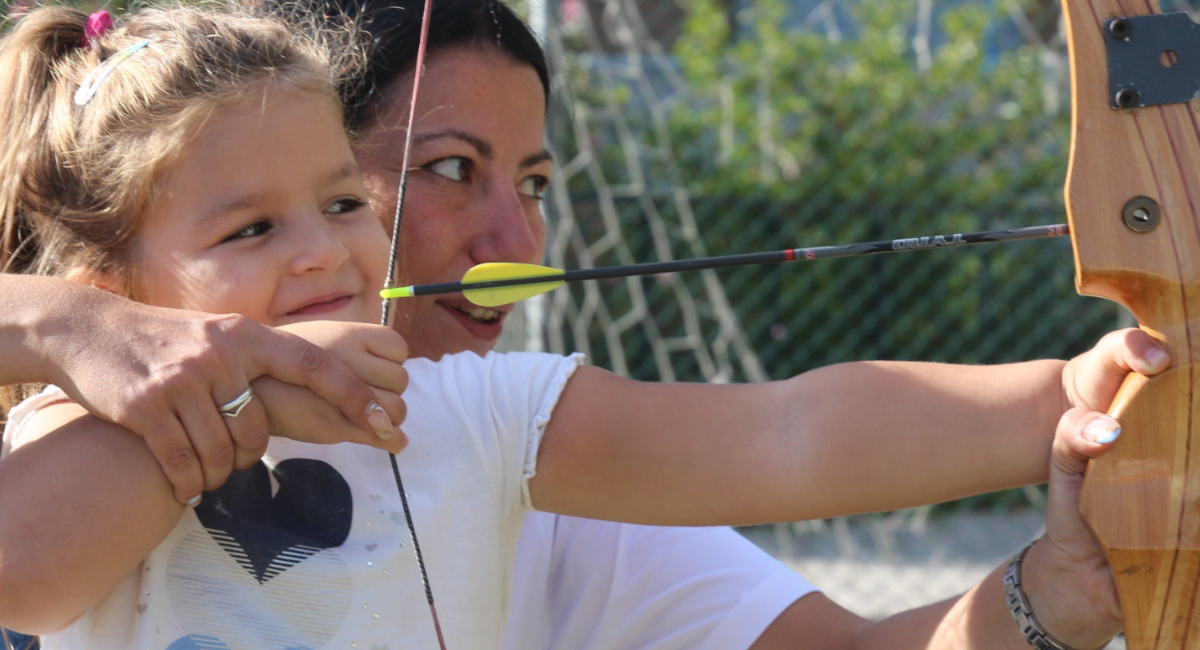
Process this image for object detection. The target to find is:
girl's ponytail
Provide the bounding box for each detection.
[0,7,89,275]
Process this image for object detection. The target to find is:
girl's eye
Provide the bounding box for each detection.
[221,220,272,243]
[327,197,368,215]
[425,157,471,182]
[518,175,549,200]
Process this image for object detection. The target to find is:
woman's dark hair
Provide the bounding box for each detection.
[275,0,550,131]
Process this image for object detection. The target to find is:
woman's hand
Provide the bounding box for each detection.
[25,282,394,504]
[1022,329,1170,645]
[256,321,408,451]
[1061,327,1169,413]
[1018,408,1127,648]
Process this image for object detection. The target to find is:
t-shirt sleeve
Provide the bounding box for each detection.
[481,351,584,511]
[423,350,583,518]
[1,384,70,458]
[531,516,819,650]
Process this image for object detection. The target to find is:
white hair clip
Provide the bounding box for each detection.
[73,39,151,107]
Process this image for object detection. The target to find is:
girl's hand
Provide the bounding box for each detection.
[259,321,408,452]
[1061,328,1170,413]
[1018,408,1127,647]
[41,296,390,505]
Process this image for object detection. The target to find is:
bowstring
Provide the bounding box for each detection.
[378,0,447,647]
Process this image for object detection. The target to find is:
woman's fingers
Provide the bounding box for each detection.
[1053,408,1120,475]
[1046,407,1120,547]
[1017,407,1125,647]
[1065,328,1169,412]
[134,411,206,504]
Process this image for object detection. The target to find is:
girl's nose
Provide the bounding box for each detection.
[290,215,351,275]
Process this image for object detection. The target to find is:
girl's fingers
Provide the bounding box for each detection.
[344,355,410,397]
[362,325,410,366]
[253,377,407,454]
[239,322,384,437]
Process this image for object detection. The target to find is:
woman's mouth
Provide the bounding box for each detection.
[439,301,508,341]
[450,304,503,323]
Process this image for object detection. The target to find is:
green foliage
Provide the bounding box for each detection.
[554,0,1120,382]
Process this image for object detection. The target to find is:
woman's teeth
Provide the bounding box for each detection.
[452,304,502,322]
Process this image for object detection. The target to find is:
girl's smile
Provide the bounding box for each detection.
[116,88,390,327]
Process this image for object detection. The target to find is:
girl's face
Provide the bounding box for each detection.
[129,90,390,327]
[356,47,551,360]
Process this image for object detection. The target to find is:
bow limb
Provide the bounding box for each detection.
[1067,0,1200,646]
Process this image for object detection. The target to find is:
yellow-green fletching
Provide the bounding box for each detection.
[380,286,414,299]
[462,262,565,307]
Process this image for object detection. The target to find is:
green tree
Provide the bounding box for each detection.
[555,0,1120,381]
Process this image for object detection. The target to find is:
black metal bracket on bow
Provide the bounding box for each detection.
[1106,12,1200,109]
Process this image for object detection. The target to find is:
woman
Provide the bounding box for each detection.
[306,0,1138,647]
[0,2,1147,648]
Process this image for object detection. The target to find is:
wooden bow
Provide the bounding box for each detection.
[1069,0,1200,647]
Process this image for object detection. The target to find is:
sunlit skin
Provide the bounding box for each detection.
[356,47,551,360]
[119,88,390,328]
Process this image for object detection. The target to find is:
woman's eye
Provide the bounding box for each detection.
[518,175,549,200]
[327,197,368,215]
[425,157,470,182]
[221,220,272,243]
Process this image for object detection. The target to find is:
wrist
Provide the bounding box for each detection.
[1013,538,1120,650]
[3,276,87,387]
[33,280,118,389]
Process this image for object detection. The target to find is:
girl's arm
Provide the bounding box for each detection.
[0,403,182,633]
[0,275,395,502]
[530,329,1165,525]
[0,321,408,634]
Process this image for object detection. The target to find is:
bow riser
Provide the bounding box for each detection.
[1068,0,1200,645]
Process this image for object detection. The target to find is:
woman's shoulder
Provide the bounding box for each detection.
[403,350,585,398]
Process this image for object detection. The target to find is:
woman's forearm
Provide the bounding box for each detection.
[535,359,1067,525]
[0,275,99,387]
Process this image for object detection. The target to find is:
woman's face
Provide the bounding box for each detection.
[356,47,551,360]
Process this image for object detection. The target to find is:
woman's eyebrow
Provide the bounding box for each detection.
[520,150,553,169]
[412,129,492,157]
[410,128,552,169]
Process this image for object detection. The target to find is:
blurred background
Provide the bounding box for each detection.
[4,0,1168,642]
[500,0,1139,642]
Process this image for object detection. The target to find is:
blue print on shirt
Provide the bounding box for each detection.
[194,458,352,582]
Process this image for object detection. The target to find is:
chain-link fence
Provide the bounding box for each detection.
[514,0,1140,638]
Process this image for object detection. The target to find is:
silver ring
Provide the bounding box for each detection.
[217,388,254,418]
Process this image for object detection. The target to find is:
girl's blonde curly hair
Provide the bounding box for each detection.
[0,4,359,416]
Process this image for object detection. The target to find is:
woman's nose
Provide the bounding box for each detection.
[470,188,542,264]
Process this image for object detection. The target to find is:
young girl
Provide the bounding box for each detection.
[0,5,1160,650]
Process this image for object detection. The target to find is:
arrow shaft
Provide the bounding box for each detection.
[407,224,1070,297]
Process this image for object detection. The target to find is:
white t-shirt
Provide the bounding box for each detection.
[505,514,818,650]
[3,350,583,650]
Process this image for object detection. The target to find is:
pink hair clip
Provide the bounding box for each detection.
[80,11,112,48]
